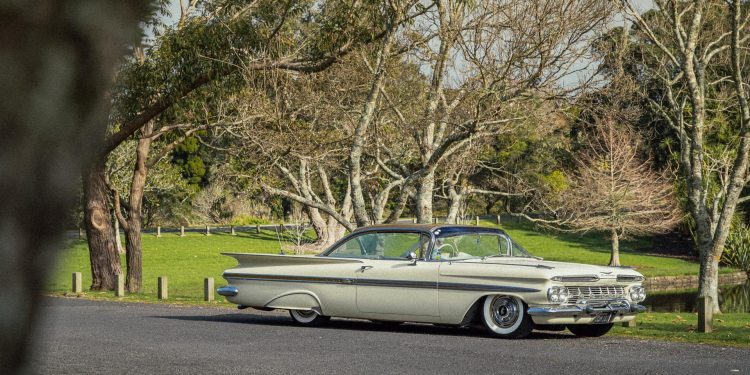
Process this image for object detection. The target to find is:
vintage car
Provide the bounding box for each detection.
[218,224,647,338]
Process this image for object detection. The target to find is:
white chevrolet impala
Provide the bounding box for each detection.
[218,224,647,339]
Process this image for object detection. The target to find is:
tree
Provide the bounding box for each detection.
[106,120,204,292]
[350,0,614,225]
[84,0,397,290]
[619,0,750,319]
[554,119,681,266]
[0,0,151,371]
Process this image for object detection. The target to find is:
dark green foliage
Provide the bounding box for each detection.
[723,223,750,274]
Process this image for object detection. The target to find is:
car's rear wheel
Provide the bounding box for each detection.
[481,295,533,339]
[567,323,613,337]
[289,309,330,326]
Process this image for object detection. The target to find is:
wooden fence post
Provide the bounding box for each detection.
[180,225,185,237]
[496,215,501,225]
[205,225,211,236]
[256,224,261,234]
[230,226,236,236]
[78,227,84,240]
[698,296,713,333]
[204,277,214,302]
[158,276,168,300]
[475,216,480,226]
[412,218,417,224]
[156,226,161,238]
[72,272,82,294]
[622,319,636,328]
[115,273,124,297]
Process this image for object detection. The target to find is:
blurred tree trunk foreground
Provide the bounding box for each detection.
[0,1,149,372]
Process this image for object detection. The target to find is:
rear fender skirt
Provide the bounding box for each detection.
[264,291,322,312]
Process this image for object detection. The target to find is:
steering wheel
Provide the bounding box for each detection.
[436,243,457,258]
[399,242,422,259]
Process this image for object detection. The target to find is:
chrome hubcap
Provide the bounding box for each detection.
[490,296,519,328]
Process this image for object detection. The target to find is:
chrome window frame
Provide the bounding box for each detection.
[429,231,513,261]
[319,228,434,260]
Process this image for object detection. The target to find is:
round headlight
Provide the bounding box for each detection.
[630,286,646,302]
[547,286,569,303]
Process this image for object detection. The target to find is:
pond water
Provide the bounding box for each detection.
[643,280,750,313]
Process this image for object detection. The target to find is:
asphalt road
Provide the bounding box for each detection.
[32,298,749,375]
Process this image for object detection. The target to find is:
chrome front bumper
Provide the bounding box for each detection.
[527,299,646,317]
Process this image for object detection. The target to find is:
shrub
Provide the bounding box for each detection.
[229,214,270,226]
[722,224,750,275]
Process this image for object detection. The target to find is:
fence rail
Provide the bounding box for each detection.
[65,215,512,239]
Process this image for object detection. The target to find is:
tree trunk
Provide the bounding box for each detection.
[306,206,330,247]
[122,125,152,293]
[414,172,435,223]
[609,229,620,267]
[113,209,123,254]
[123,219,142,292]
[698,243,722,314]
[446,192,463,224]
[83,161,122,290]
[349,16,398,227]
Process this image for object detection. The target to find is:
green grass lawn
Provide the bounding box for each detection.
[610,312,750,348]
[49,230,288,305]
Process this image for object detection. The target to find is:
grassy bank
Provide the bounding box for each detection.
[610,312,750,348]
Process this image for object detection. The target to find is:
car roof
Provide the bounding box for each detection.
[352,223,507,236]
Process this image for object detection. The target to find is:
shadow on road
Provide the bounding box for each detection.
[150,312,576,340]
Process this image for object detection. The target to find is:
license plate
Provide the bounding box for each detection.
[593,312,615,324]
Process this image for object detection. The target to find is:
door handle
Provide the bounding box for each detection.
[359,265,373,272]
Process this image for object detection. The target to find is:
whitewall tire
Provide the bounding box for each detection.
[289,309,330,326]
[481,295,533,339]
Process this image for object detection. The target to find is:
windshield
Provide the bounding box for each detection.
[430,232,532,260]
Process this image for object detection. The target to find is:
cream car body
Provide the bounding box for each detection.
[218,224,647,338]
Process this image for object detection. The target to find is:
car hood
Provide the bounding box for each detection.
[461,257,643,279]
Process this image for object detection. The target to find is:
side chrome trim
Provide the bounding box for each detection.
[224,273,351,285]
[217,286,239,297]
[438,282,539,293]
[223,273,540,293]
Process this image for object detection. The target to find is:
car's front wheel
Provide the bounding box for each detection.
[289,309,330,326]
[481,295,533,339]
[567,323,613,337]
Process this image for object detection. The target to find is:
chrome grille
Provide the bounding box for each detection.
[567,285,626,305]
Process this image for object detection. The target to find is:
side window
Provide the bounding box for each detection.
[328,234,367,257]
[327,232,428,259]
[433,233,512,260]
[476,235,501,257]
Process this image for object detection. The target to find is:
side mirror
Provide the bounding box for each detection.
[406,251,418,266]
